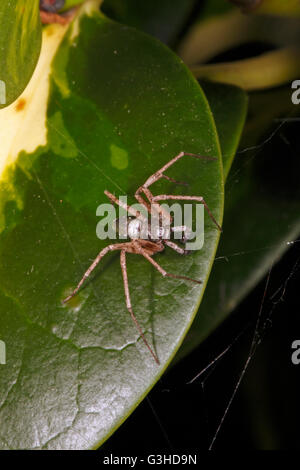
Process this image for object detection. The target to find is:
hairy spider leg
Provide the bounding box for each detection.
[134,193,152,213]
[137,186,172,224]
[135,174,188,216]
[171,225,191,241]
[135,151,218,227]
[133,241,202,284]
[63,243,160,364]
[137,151,216,192]
[152,195,222,232]
[105,189,172,241]
[163,239,188,255]
[63,243,132,303]
[104,190,147,222]
[160,174,189,186]
[120,250,160,365]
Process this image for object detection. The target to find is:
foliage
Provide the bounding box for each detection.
[0,0,299,450]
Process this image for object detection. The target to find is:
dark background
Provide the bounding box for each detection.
[100,238,300,452]
[98,0,300,452]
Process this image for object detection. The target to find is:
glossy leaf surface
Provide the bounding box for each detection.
[0,1,223,449]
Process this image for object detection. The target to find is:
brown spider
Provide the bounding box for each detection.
[63,152,222,364]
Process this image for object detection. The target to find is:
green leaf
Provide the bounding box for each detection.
[200,0,234,19]
[250,0,300,17]
[200,81,248,179]
[101,0,196,44]
[177,86,300,361]
[0,0,42,109]
[63,0,85,11]
[0,1,223,449]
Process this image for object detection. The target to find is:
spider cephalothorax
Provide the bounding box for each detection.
[64,152,222,364]
[115,215,191,244]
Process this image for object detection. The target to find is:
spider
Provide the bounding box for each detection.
[63,152,222,364]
